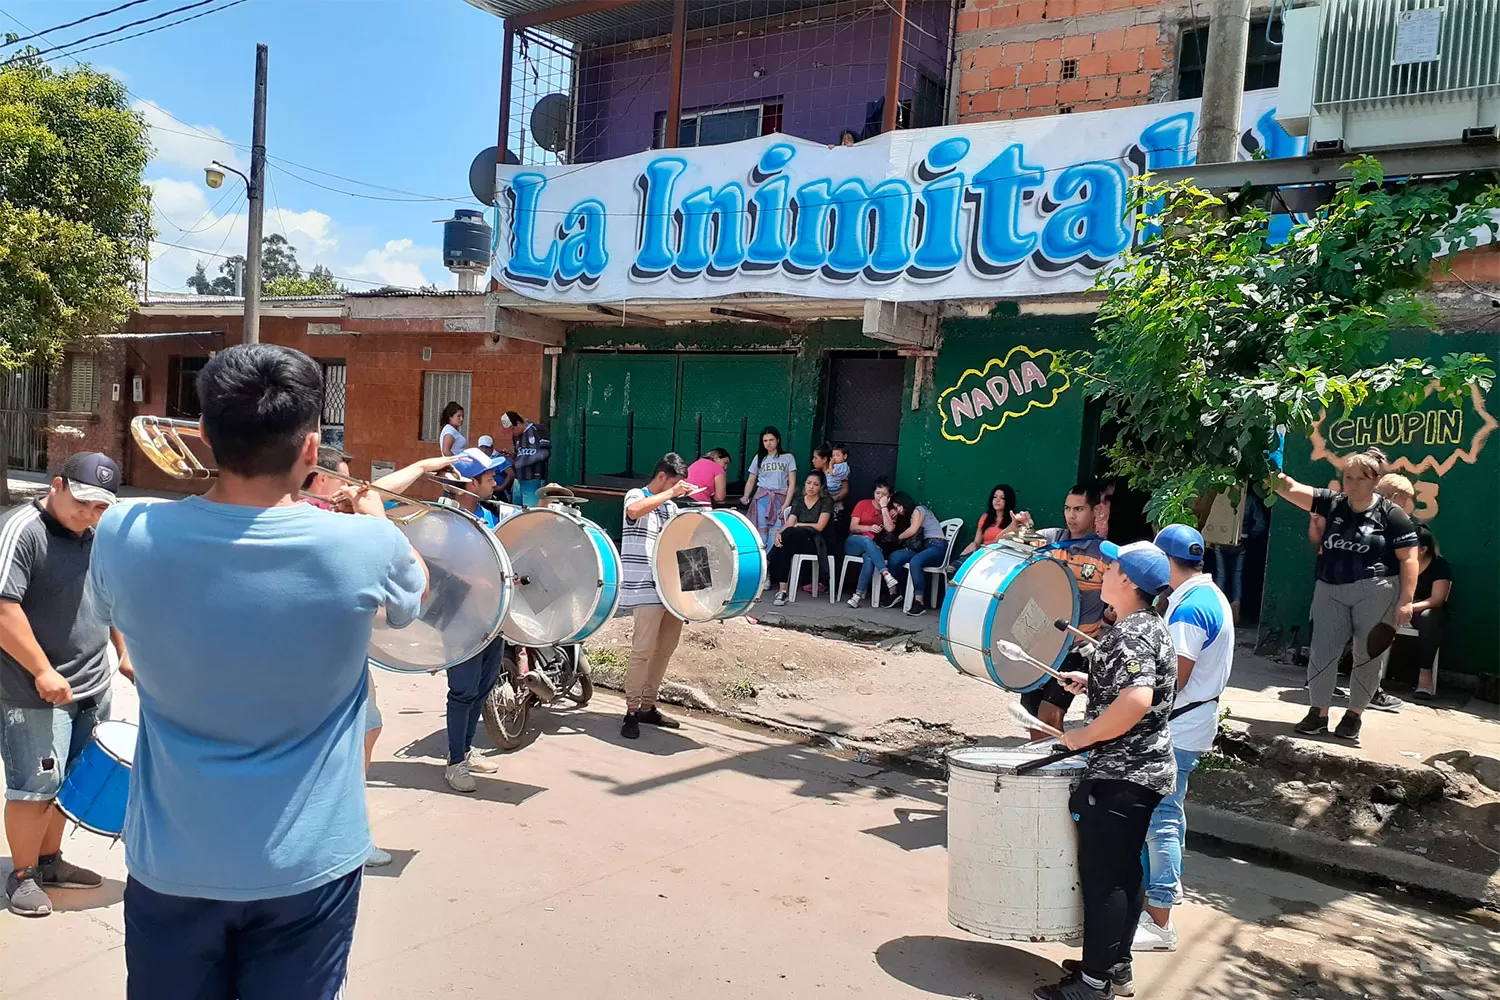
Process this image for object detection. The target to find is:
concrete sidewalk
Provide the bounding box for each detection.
[4,672,1498,999]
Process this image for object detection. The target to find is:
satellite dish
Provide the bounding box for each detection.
[468,146,520,205]
[530,94,571,154]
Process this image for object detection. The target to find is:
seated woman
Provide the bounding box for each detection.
[843,479,901,608]
[886,493,949,618]
[1390,523,1449,698]
[768,471,835,607]
[685,448,731,505]
[959,483,1020,559]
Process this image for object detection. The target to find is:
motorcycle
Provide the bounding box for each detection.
[481,639,593,750]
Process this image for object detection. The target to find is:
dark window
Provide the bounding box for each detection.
[653,101,783,148]
[909,73,946,129]
[1061,58,1079,81]
[1177,19,1281,100]
[166,356,210,419]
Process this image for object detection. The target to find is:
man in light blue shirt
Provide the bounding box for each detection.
[89,344,427,1000]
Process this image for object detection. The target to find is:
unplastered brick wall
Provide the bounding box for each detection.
[955,0,1273,122]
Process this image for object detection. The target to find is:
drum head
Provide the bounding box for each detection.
[947,745,1084,776]
[370,505,511,673]
[496,508,604,646]
[654,511,748,622]
[987,557,1076,690]
[94,721,139,765]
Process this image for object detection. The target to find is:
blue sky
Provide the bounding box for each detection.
[2,0,508,291]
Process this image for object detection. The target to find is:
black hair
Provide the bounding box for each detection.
[838,129,857,144]
[977,483,1017,533]
[705,447,730,462]
[316,446,349,472]
[804,469,827,490]
[890,490,916,513]
[872,476,892,493]
[1414,522,1439,556]
[199,344,323,478]
[830,442,848,455]
[755,426,783,462]
[1067,481,1102,507]
[813,442,833,462]
[440,401,464,425]
[654,452,688,478]
[1168,554,1203,573]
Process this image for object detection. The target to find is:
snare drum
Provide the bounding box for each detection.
[652,508,767,622]
[940,541,1078,692]
[495,506,622,646]
[370,504,514,673]
[57,720,138,839]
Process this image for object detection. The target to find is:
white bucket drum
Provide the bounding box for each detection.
[946,745,1085,942]
[494,505,622,646]
[940,541,1079,692]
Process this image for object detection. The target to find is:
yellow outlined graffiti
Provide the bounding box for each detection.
[1309,381,1497,477]
[937,345,1072,445]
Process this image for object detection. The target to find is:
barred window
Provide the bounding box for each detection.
[421,371,472,442]
[68,354,98,412]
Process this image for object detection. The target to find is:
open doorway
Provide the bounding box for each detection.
[824,352,904,502]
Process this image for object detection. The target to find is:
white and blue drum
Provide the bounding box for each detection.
[653,507,767,622]
[495,505,622,646]
[939,541,1079,692]
[57,720,137,839]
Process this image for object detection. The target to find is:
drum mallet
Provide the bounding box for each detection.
[1052,619,1099,647]
[1006,701,1064,739]
[990,639,1073,684]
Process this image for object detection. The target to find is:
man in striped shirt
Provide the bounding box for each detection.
[619,453,698,740]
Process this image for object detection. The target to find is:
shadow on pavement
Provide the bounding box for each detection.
[361,848,420,878]
[861,806,947,852]
[874,934,1060,997]
[367,759,546,805]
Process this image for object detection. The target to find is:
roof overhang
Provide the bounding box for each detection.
[1149,143,1500,193]
[134,301,345,319]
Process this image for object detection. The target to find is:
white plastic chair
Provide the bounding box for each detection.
[836,552,885,607]
[903,517,965,612]
[786,551,823,602]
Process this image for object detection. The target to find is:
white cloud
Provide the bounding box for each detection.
[134,98,244,175]
[345,238,444,290]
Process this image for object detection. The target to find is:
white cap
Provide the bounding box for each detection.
[477,434,494,447]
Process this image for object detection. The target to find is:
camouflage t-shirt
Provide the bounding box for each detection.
[1084,609,1178,796]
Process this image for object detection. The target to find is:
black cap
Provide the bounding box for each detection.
[59,452,121,504]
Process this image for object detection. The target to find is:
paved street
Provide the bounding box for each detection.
[3,672,1497,999]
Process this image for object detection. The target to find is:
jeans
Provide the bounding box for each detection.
[887,537,947,603]
[1141,747,1203,908]
[446,639,505,764]
[125,868,361,1000]
[1210,545,1245,605]
[843,533,887,595]
[1072,778,1163,979]
[0,686,113,801]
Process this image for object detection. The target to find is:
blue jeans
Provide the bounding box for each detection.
[516,479,543,507]
[843,534,887,595]
[887,537,947,603]
[1211,545,1245,605]
[446,639,505,765]
[125,867,361,1000]
[0,686,112,801]
[1141,747,1202,908]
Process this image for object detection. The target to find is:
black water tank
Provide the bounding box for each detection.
[443,209,492,270]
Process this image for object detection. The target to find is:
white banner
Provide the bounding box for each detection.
[494,91,1294,303]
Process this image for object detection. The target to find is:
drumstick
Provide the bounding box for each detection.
[1007,701,1064,739]
[1053,619,1099,647]
[990,639,1071,683]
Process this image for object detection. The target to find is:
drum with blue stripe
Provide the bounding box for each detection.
[495,506,622,646]
[939,541,1079,692]
[57,720,137,839]
[653,507,767,622]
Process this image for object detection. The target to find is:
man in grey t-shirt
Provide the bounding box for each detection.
[0,452,132,917]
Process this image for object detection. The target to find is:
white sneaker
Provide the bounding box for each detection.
[467,751,499,774]
[1132,910,1178,952]
[365,847,393,868]
[444,761,476,793]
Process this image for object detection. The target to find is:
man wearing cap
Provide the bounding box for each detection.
[0,452,132,917]
[503,410,550,508]
[476,434,496,458]
[1043,540,1176,1000]
[1134,524,1234,953]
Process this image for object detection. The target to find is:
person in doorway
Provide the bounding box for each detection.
[1135,525,1234,953]
[1043,539,1176,1000]
[886,493,948,618]
[740,426,797,547]
[505,411,551,508]
[0,452,131,918]
[959,483,1020,559]
[619,454,700,740]
[685,448,732,505]
[769,471,835,606]
[1015,483,1110,739]
[87,344,429,997]
[1276,452,1418,745]
[438,401,466,457]
[843,479,900,607]
[1208,489,1269,627]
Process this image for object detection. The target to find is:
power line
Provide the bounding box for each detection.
[152,183,237,236]
[1,0,231,67]
[0,0,158,47]
[18,0,248,65]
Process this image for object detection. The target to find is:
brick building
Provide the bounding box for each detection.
[954,0,1281,120]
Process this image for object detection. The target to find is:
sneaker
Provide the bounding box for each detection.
[467,750,500,774]
[1035,972,1113,1000]
[1333,711,1362,745]
[4,868,52,917]
[621,712,641,740]
[637,706,680,729]
[904,601,927,617]
[773,591,788,607]
[1061,960,1133,998]
[881,572,899,593]
[1132,910,1178,952]
[1294,707,1329,735]
[444,761,476,793]
[847,593,864,608]
[880,591,904,609]
[365,847,393,868]
[1414,689,1435,701]
[38,853,102,890]
[1368,690,1403,713]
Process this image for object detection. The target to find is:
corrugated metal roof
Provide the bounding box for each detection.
[464,0,871,47]
[140,292,345,306]
[345,289,486,299]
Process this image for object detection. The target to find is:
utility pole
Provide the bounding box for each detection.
[1196,0,1251,165]
[243,43,268,344]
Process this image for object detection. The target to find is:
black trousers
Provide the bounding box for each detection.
[1071,778,1164,978]
[768,526,827,587]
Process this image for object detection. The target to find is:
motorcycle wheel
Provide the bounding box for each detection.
[566,650,594,707]
[481,656,532,750]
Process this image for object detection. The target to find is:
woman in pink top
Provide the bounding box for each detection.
[685,449,731,504]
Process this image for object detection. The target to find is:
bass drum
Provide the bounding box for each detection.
[369,504,514,673]
[939,541,1078,692]
[652,507,766,622]
[494,505,622,646]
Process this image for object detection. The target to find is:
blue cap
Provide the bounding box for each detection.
[1154,523,1205,562]
[450,447,509,481]
[1099,539,1171,595]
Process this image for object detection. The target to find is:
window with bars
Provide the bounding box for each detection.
[67,354,99,412]
[653,101,783,149]
[1177,19,1282,100]
[421,371,472,442]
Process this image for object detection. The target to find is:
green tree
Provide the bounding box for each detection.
[1071,157,1499,525]
[264,264,343,297]
[186,236,341,296]
[0,57,150,369]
